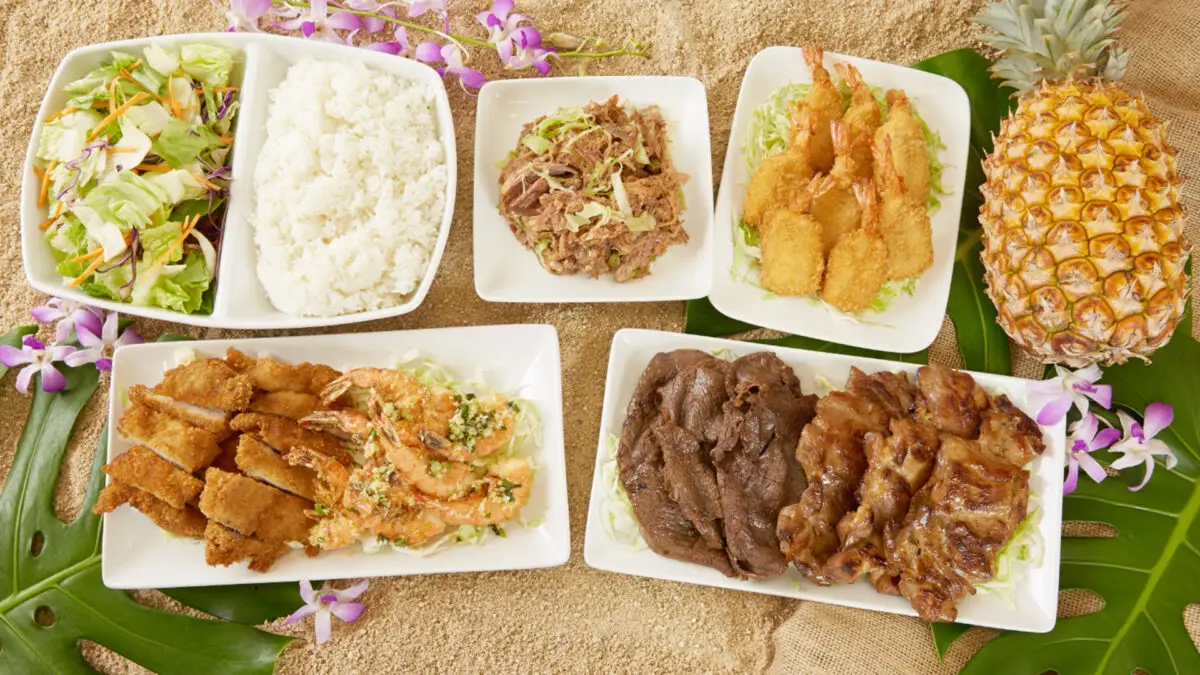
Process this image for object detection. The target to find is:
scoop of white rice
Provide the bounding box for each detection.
[250,58,447,317]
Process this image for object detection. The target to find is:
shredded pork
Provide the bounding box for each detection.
[498,96,687,281]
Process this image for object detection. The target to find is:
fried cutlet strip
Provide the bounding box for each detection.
[154,358,254,413]
[128,487,208,539]
[199,468,313,543]
[117,404,223,473]
[204,521,290,573]
[225,348,342,396]
[93,481,138,514]
[102,446,204,509]
[230,412,353,466]
[235,435,317,501]
[820,180,889,313]
[247,391,323,421]
[128,384,233,441]
[212,436,241,474]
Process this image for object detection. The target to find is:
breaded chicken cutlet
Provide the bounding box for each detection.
[199,468,313,544]
[102,446,204,509]
[128,384,233,441]
[225,348,342,396]
[94,480,208,539]
[231,412,353,465]
[247,390,323,421]
[204,522,290,573]
[212,436,242,474]
[117,405,223,473]
[155,358,254,412]
[235,435,317,501]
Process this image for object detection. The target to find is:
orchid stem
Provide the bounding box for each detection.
[275,1,651,59]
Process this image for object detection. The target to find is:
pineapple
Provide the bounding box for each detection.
[976,0,1190,366]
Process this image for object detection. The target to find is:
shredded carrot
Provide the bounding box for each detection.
[88,92,149,140]
[214,86,239,93]
[70,248,105,263]
[39,202,64,231]
[190,171,221,191]
[108,146,139,153]
[166,76,182,119]
[44,107,81,124]
[32,165,45,179]
[68,256,106,288]
[37,161,57,208]
[134,163,173,173]
[217,136,234,144]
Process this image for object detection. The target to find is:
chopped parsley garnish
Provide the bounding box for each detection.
[496,478,521,503]
[448,394,499,451]
[428,459,449,478]
[314,503,329,516]
[490,524,506,538]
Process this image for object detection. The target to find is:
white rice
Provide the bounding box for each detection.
[250,58,447,317]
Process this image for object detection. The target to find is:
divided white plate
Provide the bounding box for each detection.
[21,33,456,329]
[102,325,567,589]
[710,47,972,353]
[473,76,714,303]
[584,329,1064,633]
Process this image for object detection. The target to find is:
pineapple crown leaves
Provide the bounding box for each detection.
[975,0,1129,91]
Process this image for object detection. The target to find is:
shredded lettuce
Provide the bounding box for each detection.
[975,499,1044,607]
[36,110,101,163]
[151,118,221,167]
[139,251,211,314]
[600,434,645,549]
[744,82,812,175]
[179,44,235,86]
[143,43,180,77]
[124,101,172,137]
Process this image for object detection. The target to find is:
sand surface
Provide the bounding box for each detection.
[1,1,1194,673]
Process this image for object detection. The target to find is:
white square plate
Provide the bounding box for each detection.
[21,33,456,329]
[102,325,567,589]
[710,47,972,353]
[584,329,1064,633]
[473,76,714,303]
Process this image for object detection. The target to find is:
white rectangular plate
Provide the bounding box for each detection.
[584,329,1064,633]
[22,33,456,329]
[473,76,714,303]
[710,47,972,353]
[102,325,567,589]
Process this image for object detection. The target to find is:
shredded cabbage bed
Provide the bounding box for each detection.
[976,497,1044,605]
[600,433,645,548]
[732,79,949,316]
[355,353,545,555]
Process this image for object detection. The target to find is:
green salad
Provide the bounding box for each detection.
[734,81,949,316]
[34,43,240,314]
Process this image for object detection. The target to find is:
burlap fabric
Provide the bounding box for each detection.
[0,0,1195,673]
[768,1,1200,672]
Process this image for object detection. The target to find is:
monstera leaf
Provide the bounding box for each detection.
[685,49,1012,374]
[953,311,1200,673]
[0,340,297,673]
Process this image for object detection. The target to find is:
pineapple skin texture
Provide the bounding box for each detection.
[980,79,1191,367]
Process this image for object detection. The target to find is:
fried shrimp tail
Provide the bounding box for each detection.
[797,46,842,172]
[873,137,934,279]
[820,180,889,313]
[834,63,881,173]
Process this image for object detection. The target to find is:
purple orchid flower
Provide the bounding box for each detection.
[282,579,368,645]
[0,335,75,394]
[347,0,396,33]
[415,42,486,90]
[279,0,362,42]
[64,312,142,372]
[409,0,448,29]
[1063,413,1120,495]
[1027,364,1112,426]
[362,25,411,56]
[1109,403,1177,492]
[476,0,528,48]
[223,0,273,32]
[503,26,554,74]
[30,297,103,343]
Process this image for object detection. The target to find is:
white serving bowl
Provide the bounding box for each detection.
[21,33,456,329]
[473,76,714,303]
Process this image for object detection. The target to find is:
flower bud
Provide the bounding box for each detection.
[544,32,582,50]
